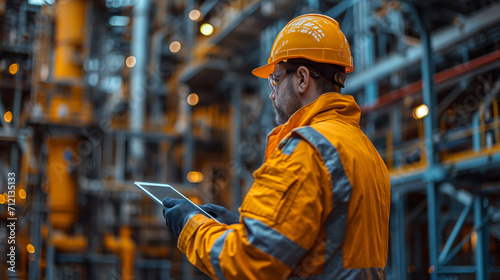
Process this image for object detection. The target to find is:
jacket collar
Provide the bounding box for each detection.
[265,92,361,160]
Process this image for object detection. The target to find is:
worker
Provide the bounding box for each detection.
[162,14,391,279]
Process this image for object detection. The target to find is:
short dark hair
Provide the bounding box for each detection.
[283,58,345,93]
[315,70,341,93]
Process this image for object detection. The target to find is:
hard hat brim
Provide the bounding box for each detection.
[252,62,278,79]
[252,56,355,79]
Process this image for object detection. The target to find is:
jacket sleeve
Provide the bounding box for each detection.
[177,138,331,280]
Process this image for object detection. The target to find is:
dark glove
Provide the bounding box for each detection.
[162,197,199,239]
[199,203,240,225]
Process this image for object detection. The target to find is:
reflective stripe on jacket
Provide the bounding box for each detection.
[177,92,391,279]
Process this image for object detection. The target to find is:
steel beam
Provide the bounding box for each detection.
[360,51,500,113]
[438,201,472,265]
[344,2,500,94]
[472,79,500,151]
[325,0,361,19]
[183,93,194,185]
[427,182,439,280]
[474,195,487,279]
[307,0,319,11]
[185,0,194,61]
[0,92,12,134]
[414,3,437,168]
[437,266,476,274]
[115,133,125,181]
[414,3,440,278]
[13,68,22,128]
[395,192,407,280]
[392,107,402,145]
[129,0,150,164]
[29,154,46,280]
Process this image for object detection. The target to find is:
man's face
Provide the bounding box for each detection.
[269,64,302,125]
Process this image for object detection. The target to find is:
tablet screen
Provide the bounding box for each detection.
[134,182,221,224]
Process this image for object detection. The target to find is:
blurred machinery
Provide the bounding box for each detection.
[0,0,499,279]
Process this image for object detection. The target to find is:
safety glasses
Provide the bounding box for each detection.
[268,68,298,93]
[268,67,320,93]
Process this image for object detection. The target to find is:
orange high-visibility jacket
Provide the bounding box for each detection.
[178,93,391,279]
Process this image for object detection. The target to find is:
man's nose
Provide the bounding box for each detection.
[269,91,275,101]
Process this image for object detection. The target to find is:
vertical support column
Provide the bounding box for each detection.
[183,113,193,184]
[13,67,22,128]
[129,0,151,165]
[307,0,319,11]
[178,71,195,280]
[0,92,12,133]
[29,140,46,280]
[29,179,43,280]
[45,245,55,280]
[426,182,439,279]
[181,88,194,184]
[410,3,439,279]
[392,107,402,149]
[185,0,195,62]
[474,194,486,280]
[115,133,125,182]
[363,0,377,106]
[395,191,407,280]
[418,4,437,167]
[230,76,242,210]
[353,0,364,71]
[10,144,18,174]
[389,206,397,280]
[422,13,440,278]
[354,0,378,140]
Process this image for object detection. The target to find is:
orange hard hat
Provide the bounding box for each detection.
[252,14,354,78]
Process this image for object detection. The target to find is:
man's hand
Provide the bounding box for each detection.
[200,203,239,225]
[162,197,199,239]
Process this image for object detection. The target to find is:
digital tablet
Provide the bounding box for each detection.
[134,181,221,224]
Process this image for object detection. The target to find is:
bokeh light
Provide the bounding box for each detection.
[189,9,202,21]
[19,189,27,200]
[187,171,204,183]
[9,63,19,75]
[169,41,181,53]
[125,56,136,68]
[200,23,214,36]
[413,104,429,119]
[187,93,199,106]
[4,111,13,123]
[27,244,35,254]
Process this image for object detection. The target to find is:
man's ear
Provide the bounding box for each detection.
[297,66,310,94]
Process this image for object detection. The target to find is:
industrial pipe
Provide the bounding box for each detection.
[104,226,136,280]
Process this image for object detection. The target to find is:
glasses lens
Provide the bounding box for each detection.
[268,75,277,93]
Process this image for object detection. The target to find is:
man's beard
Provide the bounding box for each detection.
[273,80,301,125]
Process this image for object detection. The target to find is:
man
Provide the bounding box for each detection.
[163,14,391,279]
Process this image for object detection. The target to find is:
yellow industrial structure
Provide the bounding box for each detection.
[0,0,499,279]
